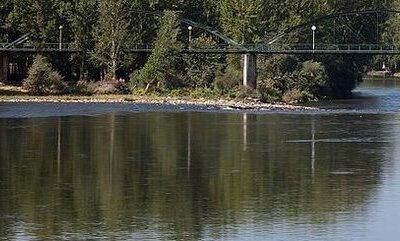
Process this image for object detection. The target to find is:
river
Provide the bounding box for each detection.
[0,79,400,240]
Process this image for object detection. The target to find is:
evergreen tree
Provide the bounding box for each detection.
[23,55,66,94]
[131,11,183,91]
[7,0,61,45]
[0,0,12,41]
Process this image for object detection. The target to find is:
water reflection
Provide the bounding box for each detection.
[0,112,393,240]
[311,118,316,179]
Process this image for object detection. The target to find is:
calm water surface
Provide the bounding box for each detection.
[1,79,400,240]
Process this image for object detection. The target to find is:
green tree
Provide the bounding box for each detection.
[131,11,183,91]
[23,55,66,94]
[7,0,61,45]
[219,0,263,79]
[183,35,223,88]
[69,0,99,79]
[219,0,263,44]
[92,0,133,80]
[0,0,12,41]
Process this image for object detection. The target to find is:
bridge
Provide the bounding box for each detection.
[1,9,400,89]
[2,43,400,55]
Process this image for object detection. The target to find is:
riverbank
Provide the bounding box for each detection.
[0,94,319,111]
[366,71,400,79]
[0,84,317,111]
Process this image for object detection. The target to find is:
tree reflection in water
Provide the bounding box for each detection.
[0,112,388,240]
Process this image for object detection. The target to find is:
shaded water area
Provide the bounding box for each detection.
[1,79,400,240]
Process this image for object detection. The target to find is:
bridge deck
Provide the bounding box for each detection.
[2,43,400,55]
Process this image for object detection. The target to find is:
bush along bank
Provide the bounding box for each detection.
[19,52,359,105]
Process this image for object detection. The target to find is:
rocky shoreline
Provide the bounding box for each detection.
[0,95,320,111]
[0,82,322,112]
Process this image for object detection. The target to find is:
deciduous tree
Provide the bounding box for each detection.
[92,0,133,80]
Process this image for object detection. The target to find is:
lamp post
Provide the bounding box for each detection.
[311,25,317,52]
[188,26,193,49]
[59,25,63,50]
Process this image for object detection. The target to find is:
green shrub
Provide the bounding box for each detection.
[225,86,256,99]
[189,88,217,99]
[214,68,241,94]
[169,88,188,97]
[258,78,283,103]
[23,55,67,95]
[183,35,224,88]
[257,56,328,103]
[94,80,131,95]
[69,80,97,95]
[69,79,131,95]
[282,89,313,104]
[296,60,328,94]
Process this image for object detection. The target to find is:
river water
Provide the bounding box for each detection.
[1,79,400,240]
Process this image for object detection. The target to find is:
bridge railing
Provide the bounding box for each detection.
[236,43,400,52]
[132,43,234,50]
[0,42,78,50]
[4,42,400,53]
[43,43,76,50]
[270,44,400,51]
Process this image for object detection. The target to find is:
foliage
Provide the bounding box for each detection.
[7,0,64,45]
[258,78,284,103]
[23,55,66,95]
[0,0,12,42]
[323,58,359,97]
[69,0,99,79]
[378,0,400,73]
[130,11,183,91]
[258,56,328,103]
[257,55,299,102]
[69,80,97,95]
[295,60,328,95]
[92,0,133,80]
[282,88,313,104]
[69,79,130,95]
[219,0,263,71]
[94,80,131,94]
[219,0,263,44]
[214,67,241,94]
[183,35,224,88]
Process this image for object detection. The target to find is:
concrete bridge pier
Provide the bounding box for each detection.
[0,54,9,83]
[243,53,257,90]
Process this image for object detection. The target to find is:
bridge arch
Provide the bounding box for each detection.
[267,9,400,45]
[130,10,238,46]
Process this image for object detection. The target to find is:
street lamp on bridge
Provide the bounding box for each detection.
[188,26,193,49]
[59,25,63,50]
[311,25,317,52]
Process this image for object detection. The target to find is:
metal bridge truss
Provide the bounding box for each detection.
[3,43,400,55]
[266,9,400,46]
[2,9,400,55]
